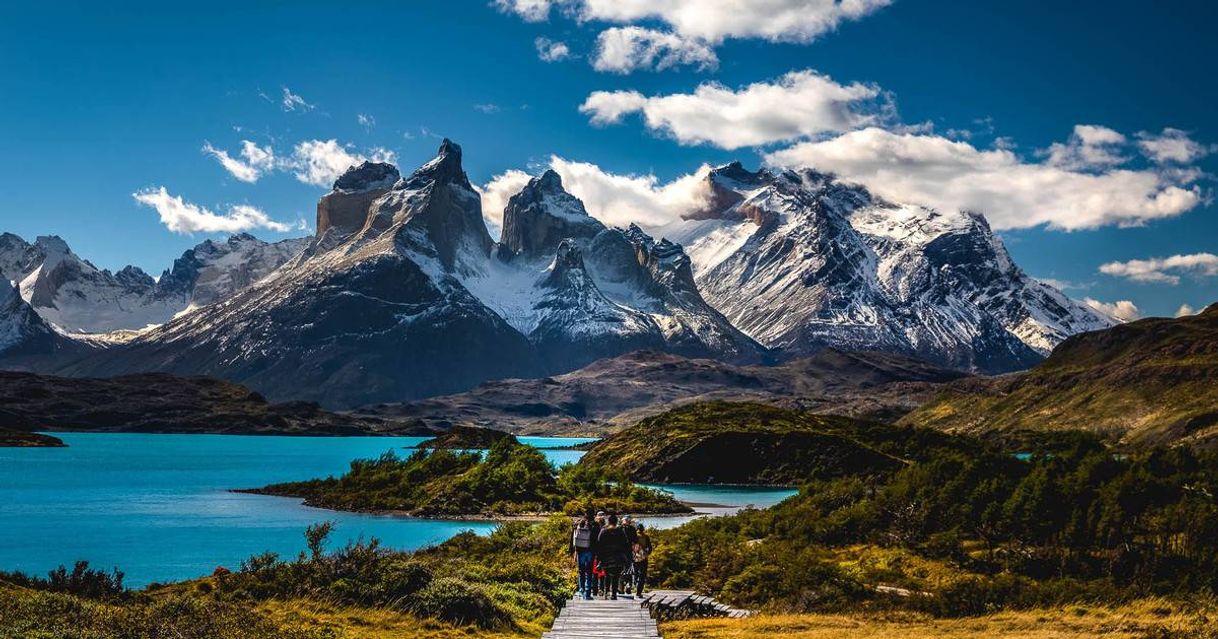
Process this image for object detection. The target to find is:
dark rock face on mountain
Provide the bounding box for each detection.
[500,170,603,260]
[356,348,968,435]
[316,162,401,237]
[0,370,431,436]
[660,163,1114,374]
[903,302,1218,449]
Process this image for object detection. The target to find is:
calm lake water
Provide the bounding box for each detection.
[0,433,795,587]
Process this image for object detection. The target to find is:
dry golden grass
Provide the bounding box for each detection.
[662,599,1218,639]
[255,599,545,639]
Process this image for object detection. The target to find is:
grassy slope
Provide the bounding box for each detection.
[902,304,1218,449]
[662,598,1218,639]
[580,401,978,485]
[0,426,64,447]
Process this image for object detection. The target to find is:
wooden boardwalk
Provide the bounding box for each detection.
[544,596,660,639]
[543,591,752,638]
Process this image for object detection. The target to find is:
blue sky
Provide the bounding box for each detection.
[1,0,1215,318]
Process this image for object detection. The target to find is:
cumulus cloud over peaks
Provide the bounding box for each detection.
[1083,298,1142,323]
[1099,253,1218,285]
[476,169,533,238]
[765,127,1206,231]
[133,187,300,234]
[1137,128,1215,164]
[289,140,397,188]
[497,0,890,43]
[480,157,711,231]
[581,70,883,149]
[202,140,275,183]
[498,0,890,72]
[593,27,717,73]
[1042,124,1128,171]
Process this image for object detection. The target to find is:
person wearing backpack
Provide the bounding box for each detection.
[595,514,632,600]
[632,523,652,597]
[570,512,597,600]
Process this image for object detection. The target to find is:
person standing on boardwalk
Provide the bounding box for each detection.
[570,512,597,600]
[632,523,652,597]
[591,510,607,596]
[595,513,632,600]
[619,515,638,595]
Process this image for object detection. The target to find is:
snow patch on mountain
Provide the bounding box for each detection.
[657,162,1114,372]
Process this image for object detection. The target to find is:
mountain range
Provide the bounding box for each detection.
[0,140,1117,408]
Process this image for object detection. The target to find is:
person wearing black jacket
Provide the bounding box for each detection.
[595,514,632,600]
[618,515,638,594]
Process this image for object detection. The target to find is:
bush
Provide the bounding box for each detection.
[410,577,509,628]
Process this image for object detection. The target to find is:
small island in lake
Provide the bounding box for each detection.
[416,424,516,449]
[0,427,64,447]
[239,437,690,517]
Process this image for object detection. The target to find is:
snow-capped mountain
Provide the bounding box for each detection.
[468,169,762,368]
[0,232,307,334]
[0,279,86,361]
[659,162,1114,373]
[59,142,761,407]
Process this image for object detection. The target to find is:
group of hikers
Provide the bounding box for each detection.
[569,510,652,600]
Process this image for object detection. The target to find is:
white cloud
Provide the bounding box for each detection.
[592,26,717,73]
[581,70,881,149]
[1042,124,1127,171]
[1137,128,1215,164]
[202,140,275,183]
[474,103,502,114]
[535,36,572,62]
[1098,253,1218,285]
[475,169,533,239]
[765,127,1206,231]
[289,140,397,188]
[357,113,376,129]
[480,156,711,231]
[133,187,299,234]
[1176,303,1196,317]
[280,87,314,112]
[494,0,556,22]
[1083,298,1142,323]
[498,0,891,44]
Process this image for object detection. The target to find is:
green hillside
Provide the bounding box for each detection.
[579,401,976,485]
[903,303,1218,449]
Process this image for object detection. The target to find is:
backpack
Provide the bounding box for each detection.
[573,524,593,550]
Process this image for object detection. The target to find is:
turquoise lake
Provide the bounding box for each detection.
[0,433,796,587]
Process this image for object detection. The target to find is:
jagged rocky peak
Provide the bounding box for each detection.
[333,161,400,194]
[361,138,492,271]
[317,161,402,237]
[684,161,772,221]
[114,265,155,289]
[500,169,604,259]
[543,238,587,285]
[402,138,471,190]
